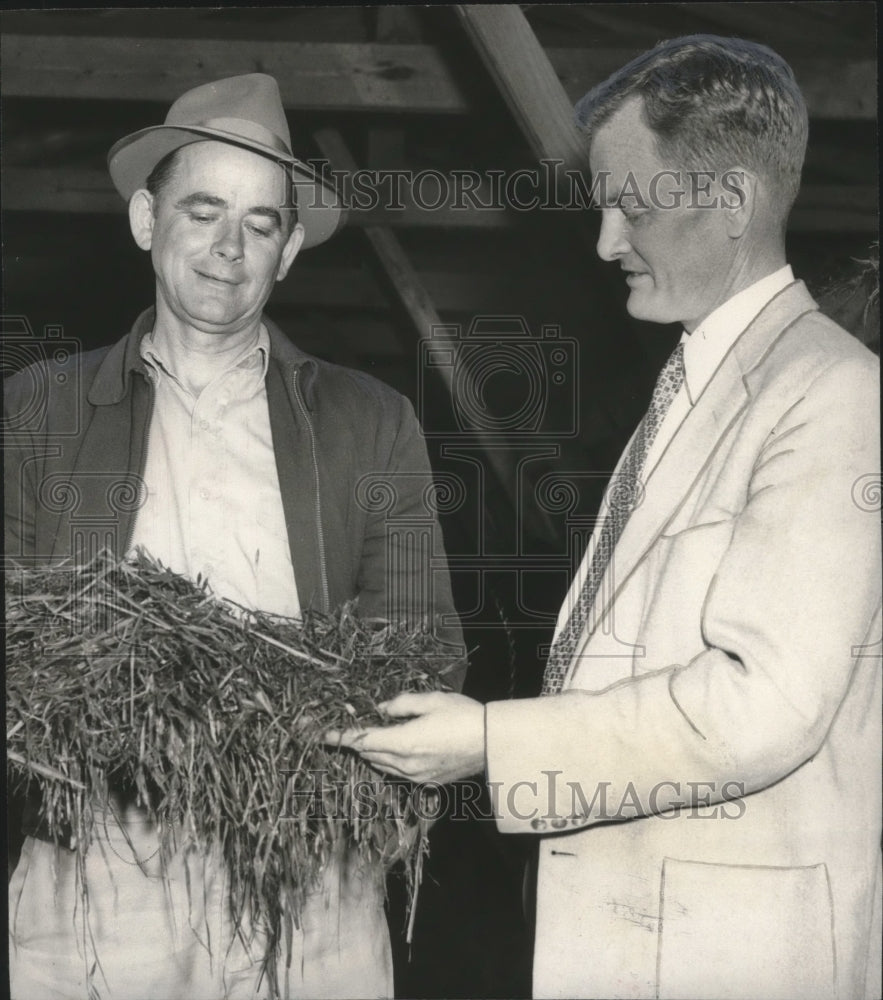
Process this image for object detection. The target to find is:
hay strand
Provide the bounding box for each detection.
[6,549,463,996]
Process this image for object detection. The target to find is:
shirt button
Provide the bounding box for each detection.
[199,419,210,431]
[199,488,210,500]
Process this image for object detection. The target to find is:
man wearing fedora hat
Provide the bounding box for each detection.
[5,74,461,999]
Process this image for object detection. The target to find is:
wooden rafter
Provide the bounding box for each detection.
[1,33,875,119]
[0,34,469,113]
[454,5,591,176]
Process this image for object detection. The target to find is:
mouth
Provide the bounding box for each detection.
[623,268,650,286]
[194,269,240,286]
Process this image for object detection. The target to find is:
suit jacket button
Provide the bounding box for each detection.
[550,818,568,829]
[530,818,548,831]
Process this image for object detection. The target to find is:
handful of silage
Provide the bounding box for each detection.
[6,550,463,976]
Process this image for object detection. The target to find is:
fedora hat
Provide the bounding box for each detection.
[107,73,344,248]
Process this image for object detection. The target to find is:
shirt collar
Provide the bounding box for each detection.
[140,324,271,388]
[681,265,794,404]
[87,309,320,408]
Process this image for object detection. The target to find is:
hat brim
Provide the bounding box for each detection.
[108,125,345,249]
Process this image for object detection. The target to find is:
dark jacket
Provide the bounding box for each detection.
[4,308,463,665]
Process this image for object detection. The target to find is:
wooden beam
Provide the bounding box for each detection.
[2,169,121,214]
[1,34,874,119]
[0,34,469,114]
[787,58,877,121]
[455,5,591,176]
[678,3,813,45]
[2,167,876,233]
[373,6,425,43]
[453,3,600,259]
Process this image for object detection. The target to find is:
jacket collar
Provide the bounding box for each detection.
[87,307,319,408]
[681,265,795,405]
[731,280,818,385]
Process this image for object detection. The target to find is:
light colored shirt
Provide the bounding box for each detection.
[643,264,795,478]
[554,264,795,644]
[129,325,300,617]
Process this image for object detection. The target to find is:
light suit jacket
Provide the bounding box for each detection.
[486,282,882,1000]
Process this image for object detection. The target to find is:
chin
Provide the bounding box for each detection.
[626,293,677,326]
[183,300,244,329]
[626,294,657,322]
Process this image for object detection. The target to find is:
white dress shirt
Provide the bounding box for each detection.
[643,264,795,479]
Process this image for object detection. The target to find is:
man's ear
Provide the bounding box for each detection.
[129,190,156,250]
[276,222,306,282]
[721,168,757,238]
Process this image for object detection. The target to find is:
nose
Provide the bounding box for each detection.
[211,222,244,263]
[596,209,630,262]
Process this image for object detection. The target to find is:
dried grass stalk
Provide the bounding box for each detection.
[6,550,463,995]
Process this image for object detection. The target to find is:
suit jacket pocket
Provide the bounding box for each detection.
[657,857,835,1000]
[636,519,736,672]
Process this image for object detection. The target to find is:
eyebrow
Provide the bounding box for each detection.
[174,192,283,229]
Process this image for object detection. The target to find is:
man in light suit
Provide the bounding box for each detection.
[332,35,881,999]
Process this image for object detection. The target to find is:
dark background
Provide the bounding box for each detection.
[2,5,878,997]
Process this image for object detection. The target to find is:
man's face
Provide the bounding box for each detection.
[136,141,303,339]
[589,97,738,331]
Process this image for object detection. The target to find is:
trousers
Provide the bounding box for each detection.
[8,804,393,1000]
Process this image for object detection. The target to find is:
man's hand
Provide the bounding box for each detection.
[325,692,485,784]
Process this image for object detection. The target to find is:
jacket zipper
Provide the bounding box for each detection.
[292,368,330,612]
[122,373,155,556]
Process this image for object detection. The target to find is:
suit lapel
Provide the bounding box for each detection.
[588,281,819,633]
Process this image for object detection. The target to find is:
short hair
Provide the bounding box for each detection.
[144,144,300,233]
[145,147,184,201]
[575,35,808,213]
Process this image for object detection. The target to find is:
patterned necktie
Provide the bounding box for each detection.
[541,342,686,695]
